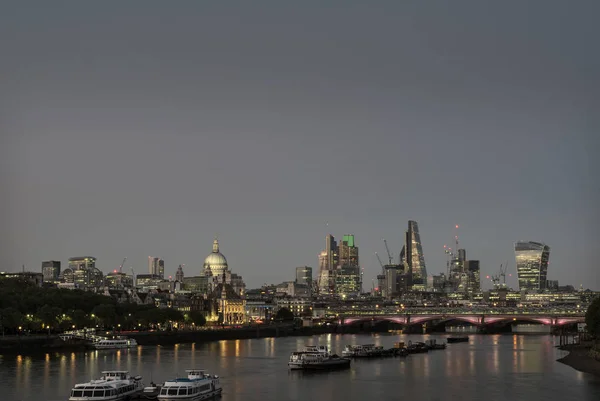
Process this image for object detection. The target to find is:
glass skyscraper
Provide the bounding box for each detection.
[406,220,427,289]
[514,241,550,291]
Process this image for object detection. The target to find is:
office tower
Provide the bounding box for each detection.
[176,265,184,282]
[465,260,481,294]
[404,220,428,290]
[148,257,165,278]
[69,256,96,270]
[148,257,158,274]
[515,241,550,291]
[42,260,61,283]
[295,266,313,286]
[61,257,102,290]
[336,234,361,295]
[158,259,165,279]
[317,235,338,295]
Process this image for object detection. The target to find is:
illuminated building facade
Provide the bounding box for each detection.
[401,220,427,290]
[59,257,103,291]
[42,260,61,283]
[148,257,165,279]
[295,266,313,286]
[515,241,550,291]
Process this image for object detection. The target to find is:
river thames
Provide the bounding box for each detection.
[1,333,599,401]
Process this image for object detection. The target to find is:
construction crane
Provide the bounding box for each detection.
[130,266,136,286]
[500,261,511,286]
[375,252,385,275]
[383,239,394,265]
[119,257,127,273]
[490,263,510,289]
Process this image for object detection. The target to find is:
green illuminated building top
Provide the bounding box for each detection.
[342,234,355,247]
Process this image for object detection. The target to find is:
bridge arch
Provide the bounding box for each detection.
[409,315,482,326]
[342,316,407,325]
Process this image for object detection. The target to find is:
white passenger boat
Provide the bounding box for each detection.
[157,369,222,400]
[288,345,331,370]
[342,344,374,357]
[94,337,138,349]
[342,344,388,357]
[69,371,144,401]
[299,353,351,370]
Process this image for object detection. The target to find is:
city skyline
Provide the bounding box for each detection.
[8,230,596,291]
[1,2,597,290]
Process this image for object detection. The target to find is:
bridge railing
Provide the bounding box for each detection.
[331,308,585,317]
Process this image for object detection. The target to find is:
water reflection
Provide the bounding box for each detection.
[43,353,50,389]
[3,334,600,401]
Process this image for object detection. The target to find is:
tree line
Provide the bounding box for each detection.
[0,278,206,334]
[586,295,600,338]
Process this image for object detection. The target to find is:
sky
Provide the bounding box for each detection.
[1,1,598,290]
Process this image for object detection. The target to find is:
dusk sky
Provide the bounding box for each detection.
[1,1,598,290]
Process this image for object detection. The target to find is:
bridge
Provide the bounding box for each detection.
[332,307,586,328]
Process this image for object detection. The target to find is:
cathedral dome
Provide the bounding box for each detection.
[203,238,228,276]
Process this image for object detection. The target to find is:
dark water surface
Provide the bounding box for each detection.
[2,333,599,401]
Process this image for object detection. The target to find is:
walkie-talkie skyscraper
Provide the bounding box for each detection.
[514,241,550,291]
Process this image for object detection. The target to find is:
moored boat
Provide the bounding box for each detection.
[406,341,429,354]
[69,371,144,401]
[298,353,351,371]
[288,345,330,370]
[447,336,469,343]
[156,369,222,400]
[426,339,447,350]
[342,344,401,358]
[93,336,138,350]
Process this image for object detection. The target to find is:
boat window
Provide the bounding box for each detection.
[72,390,83,397]
[168,388,178,395]
[83,390,93,397]
[160,388,168,395]
[178,388,188,395]
[93,390,104,397]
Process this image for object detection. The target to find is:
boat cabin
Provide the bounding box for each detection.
[304,345,329,354]
[71,385,119,399]
[102,371,129,381]
[186,369,207,379]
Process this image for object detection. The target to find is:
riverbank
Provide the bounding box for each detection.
[0,324,339,355]
[557,344,600,378]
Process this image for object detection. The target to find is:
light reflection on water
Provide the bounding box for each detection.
[2,334,600,401]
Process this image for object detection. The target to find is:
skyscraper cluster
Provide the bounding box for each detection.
[317,234,361,296]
